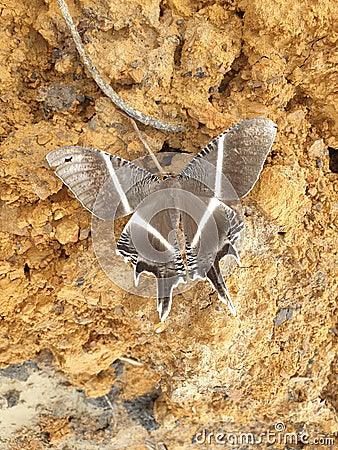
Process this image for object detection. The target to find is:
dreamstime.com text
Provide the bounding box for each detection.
[193,423,335,446]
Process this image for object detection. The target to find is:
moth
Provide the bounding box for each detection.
[47,117,277,321]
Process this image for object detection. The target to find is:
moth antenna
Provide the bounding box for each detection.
[119,111,166,175]
[57,0,182,133]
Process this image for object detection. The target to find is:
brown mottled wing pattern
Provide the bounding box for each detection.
[179,117,277,200]
[116,193,186,322]
[47,118,277,321]
[177,117,277,315]
[180,197,244,316]
[46,146,160,220]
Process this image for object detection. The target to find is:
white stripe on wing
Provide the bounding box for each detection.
[215,133,225,198]
[191,197,219,248]
[102,153,132,214]
[133,212,175,252]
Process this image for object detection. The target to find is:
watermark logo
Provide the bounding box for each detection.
[193,422,335,446]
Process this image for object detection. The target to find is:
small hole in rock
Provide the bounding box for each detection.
[5,390,20,408]
[24,263,30,279]
[59,248,69,259]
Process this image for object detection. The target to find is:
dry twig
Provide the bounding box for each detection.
[57,0,182,133]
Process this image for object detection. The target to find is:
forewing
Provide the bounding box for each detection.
[46,146,160,220]
[179,117,277,199]
[116,191,186,322]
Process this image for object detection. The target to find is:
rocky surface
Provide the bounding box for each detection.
[0,0,337,448]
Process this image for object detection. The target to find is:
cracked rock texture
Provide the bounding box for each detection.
[0,0,337,448]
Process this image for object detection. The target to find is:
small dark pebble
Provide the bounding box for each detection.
[316,158,323,168]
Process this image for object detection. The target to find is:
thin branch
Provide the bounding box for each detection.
[104,394,115,411]
[57,0,182,133]
[118,356,144,366]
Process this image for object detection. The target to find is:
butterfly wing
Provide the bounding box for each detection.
[46,146,160,220]
[178,117,277,200]
[180,196,244,316]
[203,203,243,315]
[46,119,276,320]
[178,117,276,315]
[116,189,186,322]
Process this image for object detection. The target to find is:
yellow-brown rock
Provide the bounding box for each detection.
[0,0,336,448]
[54,218,80,245]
